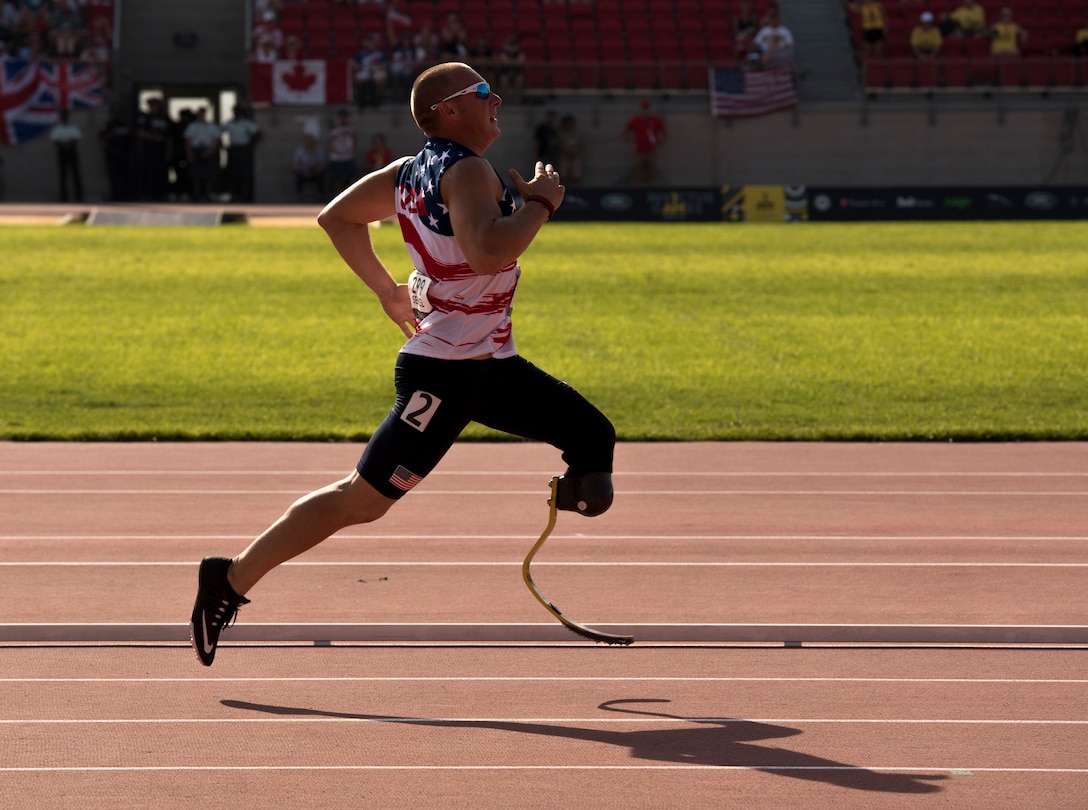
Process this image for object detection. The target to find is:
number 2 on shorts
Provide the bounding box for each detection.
[400,390,441,432]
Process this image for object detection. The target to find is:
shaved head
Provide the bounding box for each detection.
[410,61,479,135]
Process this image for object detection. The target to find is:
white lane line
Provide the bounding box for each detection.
[3,677,1086,684]
[3,470,1086,477]
[2,717,1087,725]
[1,561,1087,568]
[3,534,1087,542]
[2,489,1087,496]
[1,766,1086,773]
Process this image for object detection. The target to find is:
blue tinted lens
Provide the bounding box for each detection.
[475,83,491,99]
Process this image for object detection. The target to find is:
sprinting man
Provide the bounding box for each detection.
[190,62,616,665]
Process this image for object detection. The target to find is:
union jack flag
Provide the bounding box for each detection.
[37,62,105,112]
[0,58,104,146]
[0,58,54,145]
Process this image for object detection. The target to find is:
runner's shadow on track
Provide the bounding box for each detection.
[221,697,946,794]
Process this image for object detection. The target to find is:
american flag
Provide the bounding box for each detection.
[710,65,798,119]
[389,465,424,493]
[0,58,54,145]
[37,62,105,111]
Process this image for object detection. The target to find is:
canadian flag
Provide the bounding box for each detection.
[250,60,351,106]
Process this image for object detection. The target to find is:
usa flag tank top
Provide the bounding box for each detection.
[395,137,520,360]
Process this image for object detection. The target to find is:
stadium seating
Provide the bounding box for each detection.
[270,0,781,93]
[855,0,1088,95]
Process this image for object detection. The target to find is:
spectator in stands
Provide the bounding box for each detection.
[0,1,20,45]
[760,1,783,28]
[989,7,1027,56]
[1076,12,1088,56]
[533,109,559,167]
[439,11,469,58]
[469,35,495,71]
[171,108,194,200]
[47,0,84,57]
[388,31,418,101]
[184,107,223,203]
[135,96,172,201]
[13,2,48,53]
[253,0,282,17]
[98,102,132,202]
[282,34,303,61]
[249,34,279,63]
[326,107,358,195]
[850,0,887,58]
[251,9,283,52]
[753,8,795,70]
[413,21,441,69]
[497,33,526,103]
[732,0,761,58]
[732,0,760,41]
[222,103,261,203]
[556,113,585,187]
[910,11,943,59]
[364,132,393,173]
[292,129,327,202]
[945,0,987,38]
[385,0,412,47]
[79,14,112,84]
[49,108,83,202]
[353,32,389,108]
[623,99,667,187]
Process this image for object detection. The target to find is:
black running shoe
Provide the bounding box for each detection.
[189,556,250,666]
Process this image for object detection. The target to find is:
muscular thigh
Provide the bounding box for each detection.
[356,353,489,499]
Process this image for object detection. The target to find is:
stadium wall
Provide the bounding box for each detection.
[4,99,1084,206]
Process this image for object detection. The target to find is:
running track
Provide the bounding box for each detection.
[1,441,1086,808]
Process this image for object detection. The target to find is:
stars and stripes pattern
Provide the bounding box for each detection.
[710,65,798,119]
[393,138,521,360]
[389,465,424,492]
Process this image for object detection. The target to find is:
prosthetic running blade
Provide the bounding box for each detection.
[521,476,634,646]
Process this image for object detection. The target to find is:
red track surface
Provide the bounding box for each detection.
[2,441,1086,808]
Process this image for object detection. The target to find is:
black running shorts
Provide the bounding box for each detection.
[357,353,615,500]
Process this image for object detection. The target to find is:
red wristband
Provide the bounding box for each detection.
[525,194,556,220]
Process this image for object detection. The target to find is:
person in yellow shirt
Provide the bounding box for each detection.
[990,7,1027,56]
[1073,12,1088,56]
[851,0,887,57]
[911,11,943,58]
[949,0,987,38]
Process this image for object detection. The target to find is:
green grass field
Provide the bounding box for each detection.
[2,221,1086,441]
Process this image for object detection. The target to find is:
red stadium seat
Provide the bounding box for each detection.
[997,57,1025,87]
[1051,57,1081,86]
[1022,57,1051,86]
[942,58,970,87]
[970,56,998,87]
[916,59,940,89]
[887,59,916,87]
[864,57,889,88]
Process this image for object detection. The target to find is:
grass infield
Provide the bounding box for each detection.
[2,221,1085,441]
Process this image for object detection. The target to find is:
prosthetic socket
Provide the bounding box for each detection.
[554,472,614,517]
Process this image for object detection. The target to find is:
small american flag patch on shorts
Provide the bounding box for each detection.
[390,465,423,492]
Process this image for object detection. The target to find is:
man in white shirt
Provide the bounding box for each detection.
[183,107,223,202]
[753,8,795,69]
[49,109,83,202]
[222,104,261,202]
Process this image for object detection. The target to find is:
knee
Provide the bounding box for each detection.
[555,471,613,517]
[338,473,397,525]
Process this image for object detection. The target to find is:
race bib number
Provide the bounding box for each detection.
[408,270,433,319]
[400,390,441,432]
